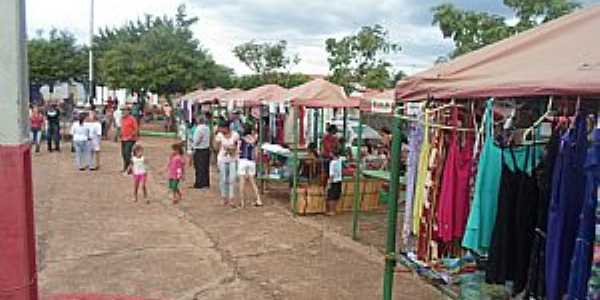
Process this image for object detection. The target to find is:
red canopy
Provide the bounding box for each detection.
[288,78,358,108]
[397,6,600,101]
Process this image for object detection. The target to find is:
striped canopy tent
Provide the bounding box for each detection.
[234,84,289,107]
[288,78,358,108]
[396,6,600,101]
[218,88,245,108]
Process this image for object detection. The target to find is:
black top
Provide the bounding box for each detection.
[46,109,60,125]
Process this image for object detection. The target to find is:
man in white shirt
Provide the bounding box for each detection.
[192,114,211,189]
[113,106,122,142]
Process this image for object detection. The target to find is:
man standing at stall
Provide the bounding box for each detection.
[192,114,210,189]
[120,106,138,173]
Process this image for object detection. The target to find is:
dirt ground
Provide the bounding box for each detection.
[33,133,449,299]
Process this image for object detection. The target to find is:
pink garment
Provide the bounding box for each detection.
[436,108,475,242]
[167,154,184,180]
[133,173,147,183]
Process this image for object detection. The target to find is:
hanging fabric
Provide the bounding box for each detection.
[546,114,589,300]
[436,107,475,243]
[462,99,543,254]
[417,111,447,261]
[412,114,432,235]
[462,99,503,254]
[485,144,540,295]
[566,126,599,299]
[526,128,561,299]
[402,115,424,250]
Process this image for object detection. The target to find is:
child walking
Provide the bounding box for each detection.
[127,144,148,203]
[168,143,185,204]
[326,148,344,216]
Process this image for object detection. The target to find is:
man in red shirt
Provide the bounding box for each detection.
[322,124,339,159]
[120,106,139,173]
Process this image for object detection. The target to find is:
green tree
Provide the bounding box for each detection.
[233,40,300,82]
[325,24,400,92]
[28,29,87,95]
[432,0,580,57]
[96,5,233,98]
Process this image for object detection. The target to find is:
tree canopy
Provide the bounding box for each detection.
[233,40,300,77]
[325,24,400,92]
[95,5,232,96]
[432,0,580,57]
[28,29,87,91]
[231,39,308,89]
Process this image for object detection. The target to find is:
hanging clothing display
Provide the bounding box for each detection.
[485,146,540,295]
[417,119,446,261]
[526,128,561,299]
[566,127,599,300]
[436,108,474,243]
[546,115,589,300]
[463,99,542,254]
[462,99,502,254]
[412,116,432,234]
[402,116,423,250]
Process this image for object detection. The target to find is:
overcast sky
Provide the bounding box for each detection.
[26,0,600,76]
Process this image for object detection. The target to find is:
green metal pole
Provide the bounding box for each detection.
[291,105,299,214]
[382,112,402,300]
[342,107,350,154]
[320,108,325,149]
[352,111,363,240]
[313,109,319,146]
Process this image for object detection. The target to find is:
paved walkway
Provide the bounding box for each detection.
[33,137,444,299]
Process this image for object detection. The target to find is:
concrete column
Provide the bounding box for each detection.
[0,0,39,299]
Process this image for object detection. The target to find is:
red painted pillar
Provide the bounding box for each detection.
[0,0,39,299]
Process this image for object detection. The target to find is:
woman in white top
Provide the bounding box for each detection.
[85,111,103,170]
[70,113,91,170]
[214,120,240,206]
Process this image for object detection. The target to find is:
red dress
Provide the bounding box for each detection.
[436,108,474,243]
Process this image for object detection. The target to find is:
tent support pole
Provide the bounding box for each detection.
[343,108,348,151]
[320,108,325,150]
[351,111,363,240]
[313,109,319,146]
[383,113,402,300]
[291,105,299,214]
[258,105,265,194]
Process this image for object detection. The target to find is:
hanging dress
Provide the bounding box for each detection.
[546,115,589,300]
[526,128,561,299]
[485,145,540,295]
[462,99,503,254]
[566,127,599,299]
[412,115,432,235]
[436,108,474,243]
[402,118,424,250]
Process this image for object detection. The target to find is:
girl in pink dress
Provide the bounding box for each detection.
[167,143,185,204]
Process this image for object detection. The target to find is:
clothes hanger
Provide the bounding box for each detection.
[426,99,466,115]
[522,96,553,140]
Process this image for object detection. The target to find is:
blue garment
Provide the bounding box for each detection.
[566,128,600,300]
[402,120,423,250]
[240,138,255,161]
[546,115,589,300]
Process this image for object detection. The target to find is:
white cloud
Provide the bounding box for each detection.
[28,0,598,77]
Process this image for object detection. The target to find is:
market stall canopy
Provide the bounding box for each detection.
[396,5,600,101]
[288,78,358,108]
[237,84,289,107]
[196,87,227,104]
[218,88,244,106]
